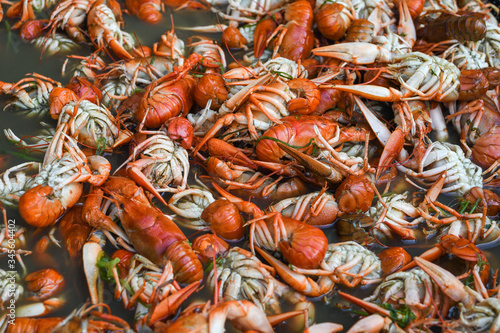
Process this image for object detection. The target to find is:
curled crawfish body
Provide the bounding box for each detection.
[320,242,381,288]
[367,192,422,241]
[201,199,245,241]
[471,126,500,170]
[125,133,190,193]
[458,67,500,101]
[125,0,162,24]
[65,76,102,105]
[87,0,135,60]
[165,117,194,149]
[137,75,196,128]
[335,175,374,214]
[48,87,78,119]
[253,216,328,269]
[365,268,440,318]
[19,183,83,228]
[48,0,92,42]
[58,100,132,150]
[458,69,490,101]
[447,97,500,169]
[19,19,48,40]
[207,247,281,313]
[25,268,65,302]
[314,1,353,42]
[59,205,92,260]
[279,0,315,61]
[193,73,228,109]
[271,191,339,227]
[256,115,339,162]
[344,19,374,43]
[222,24,248,49]
[191,234,229,264]
[417,13,487,43]
[281,241,382,296]
[286,78,320,115]
[378,247,411,276]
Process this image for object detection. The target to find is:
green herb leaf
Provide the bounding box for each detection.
[350,309,370,316]
[0,149,42,162]
[96,252,120,283]
[120,279,134,294]
[469,198,481,214]
[131,88,146,94]
[271,70,293,80]
[95,137,107,156]
[204,257,223,274]
[381,303,417,328]
[463,273,474,286]
[5,21,12,49]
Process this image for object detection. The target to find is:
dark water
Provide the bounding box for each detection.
[0,5,499,333]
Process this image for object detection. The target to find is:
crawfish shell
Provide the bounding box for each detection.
[315,3,350,41]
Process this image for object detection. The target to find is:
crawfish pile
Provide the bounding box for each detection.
[2,0,500,331]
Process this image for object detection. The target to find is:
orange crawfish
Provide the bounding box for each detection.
[125,0,163,24]
[136,54,201,128]
[102,177,204,284]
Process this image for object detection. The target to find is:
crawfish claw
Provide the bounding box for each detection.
[414,257,470,303]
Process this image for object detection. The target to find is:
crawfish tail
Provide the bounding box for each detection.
[164,240,203,284]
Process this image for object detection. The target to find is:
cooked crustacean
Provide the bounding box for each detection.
[3,0,500,331]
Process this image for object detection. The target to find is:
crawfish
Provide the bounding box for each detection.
[5,304,131,333]
[18,131,110,228]
[24,268,65,302]
[189,37,228,109]
[344,19,375,43]
[253,14,281,58]
[417,13,487,43]
[87,0,135,60]
[315,0,354,42]
[48,85,79,113]
[105,178,203,284]
[458,67,500,101]
[48,0,92,42]
[335,174,375,214]
[206,156,309,202]
[58,205,92,261]
[136,54,200,128]
[125,0,162,24]
[0,73,61,116]
[256,115,371,163]
[251,214,329,269]
[447,96,500,169]
[270,191,340,227]
[191,234,229,264]
[277,0,314,61]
